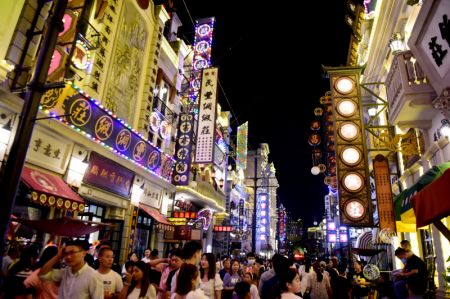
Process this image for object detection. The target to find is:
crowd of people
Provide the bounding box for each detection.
[0,239,428,299]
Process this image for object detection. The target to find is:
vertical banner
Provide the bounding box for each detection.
[190,17,215,104]
[373,154,396,232]
[172,113,195,185]
[236,122,248,171]
[127,205,139,255]
[195,67,218,163]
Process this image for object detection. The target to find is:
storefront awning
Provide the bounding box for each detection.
[21,166,86,212]
[13,216,110,237]
[393,162,450,231]
[139,204,174,232]
[412,168,450,228]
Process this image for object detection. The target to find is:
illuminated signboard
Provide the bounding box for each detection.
[236,122,248,171]
[189,17,215,105]
[195,68,218,163]
[40,84,174,182]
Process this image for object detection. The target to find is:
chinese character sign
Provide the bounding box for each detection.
[236,122,248,171]
[40,84,174,182]
[195,68,218,163]
[373,154,396,232]
[83,152,135,198]
[172,113,195,185]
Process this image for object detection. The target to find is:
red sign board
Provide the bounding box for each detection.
[213,225,232,232]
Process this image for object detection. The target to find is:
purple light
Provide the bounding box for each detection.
[328,234,337,243]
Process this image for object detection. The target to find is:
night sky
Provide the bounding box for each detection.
[171,0,354,227]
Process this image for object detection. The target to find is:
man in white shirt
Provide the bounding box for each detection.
[40,239,104,299]
[97,247,123,299]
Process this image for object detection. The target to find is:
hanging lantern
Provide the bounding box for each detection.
[314,107,323,116]
[311,166,320,175]
[308,133,321,146]
[318,164,327,173]
[312,149,322,159]
[310,120,321,131]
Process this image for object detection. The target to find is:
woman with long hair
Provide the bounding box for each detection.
[304,261,331,299]
[171,263,208,299]
[119,260,156,299]
[298,259,311,297]
[278,267,302,299]
[200,253,223,299]
[23,245,60,299]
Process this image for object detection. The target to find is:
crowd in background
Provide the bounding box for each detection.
[0,238,428,299]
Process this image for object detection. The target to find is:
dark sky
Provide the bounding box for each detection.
[171,0,353,227]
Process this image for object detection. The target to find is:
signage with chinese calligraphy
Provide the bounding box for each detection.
[172,113,195,185]
[195,68,218,163]
[236,122,248,171]
[409,0,450,101]
[26,128,73,175]
[40,84,174,182]
[140,180,163,209]
[373,154,396,232]
[83,152,135,198]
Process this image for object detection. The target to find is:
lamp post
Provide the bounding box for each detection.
[0,0,68,265]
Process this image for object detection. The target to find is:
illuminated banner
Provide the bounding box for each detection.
[172,113,195,185]
[190,17,215,104]
[83,152,135,197]
[373,154,396,232]
[195,68,218,163]
[236,122,248,171]
[40,84,174,181]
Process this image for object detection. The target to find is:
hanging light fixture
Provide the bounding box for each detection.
[389,32,406,54]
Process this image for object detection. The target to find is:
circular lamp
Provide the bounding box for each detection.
[344,199,366,220]
[337,99,357,117]
[341,146,362,166]
[339,122,359,141]
[335,77,355,94]
[342,172,364,193]
[311,166,320,175]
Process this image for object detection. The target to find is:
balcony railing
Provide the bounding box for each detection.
[385,50,437,124]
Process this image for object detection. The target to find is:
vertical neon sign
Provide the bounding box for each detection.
[189,17,215,107]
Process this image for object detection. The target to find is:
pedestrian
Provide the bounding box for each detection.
[351,261,370,299]
[123,252,139,275]
[278,267,302,299]
[23,245,60,299]
[97,247,123,299]
[234,281,251,299]
[142,249,152,263]
[119,260,156,299]
[331,264,351,299]
[393,247,427,299]
[304,261,332,299]
[39,239,104,299]
[219,258,231,280]
[170,241,203,294]
[298,258,312,297]
[199,253,223,299]
[3,244,40,299]
[171,263,208,299]
[158,248,183,299]
[243,272,259,299]
[222,259,242,299]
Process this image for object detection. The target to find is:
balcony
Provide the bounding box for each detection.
[385,51,437,126]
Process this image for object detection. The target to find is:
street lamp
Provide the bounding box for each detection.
[389,32,406,54]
